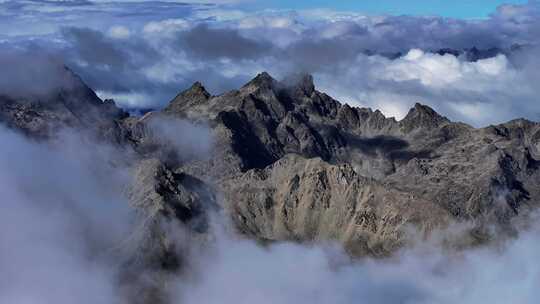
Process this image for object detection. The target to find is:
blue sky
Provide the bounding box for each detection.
[245,0,529,18]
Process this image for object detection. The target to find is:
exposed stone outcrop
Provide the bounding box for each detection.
[223,155,450,256]
[157,72,540,253]
[122,158,217,304]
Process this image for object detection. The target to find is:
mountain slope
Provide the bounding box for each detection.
[0,67,126,139]
[2,70,540,257]
[157,72,540,254]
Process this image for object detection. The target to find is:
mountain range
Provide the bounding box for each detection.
[2,68,540,301]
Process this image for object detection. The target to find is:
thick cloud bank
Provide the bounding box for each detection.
[0,127,133,304]
[175,218,540,304]
[1,1,539,125]
[317,48,540,126]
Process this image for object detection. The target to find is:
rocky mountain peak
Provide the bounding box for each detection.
[183,81,211,99]
[400,102,450,132]
[189,81,208,94]
[164,81,211,114]
[242,72,278,91]
[283,73,315,96]
[0,68,126,138]
[3,69,540,263]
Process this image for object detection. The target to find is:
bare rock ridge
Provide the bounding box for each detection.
[0,66,126,139]
[2,70,540,259]
[223,154,449,256]
[400,102,450,133]
[163,81,211,115]
[156,72,540,255]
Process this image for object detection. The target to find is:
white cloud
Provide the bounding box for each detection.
[107,25,131,39]
[0,126,133,304]
[377,49,511,87]
[143,18,190,36]
[172,214,540,304]
[96,90,156,109]
[238,15,298,30]
[314,49,539,126]
[3,0,540,126]
[145,115,215,162]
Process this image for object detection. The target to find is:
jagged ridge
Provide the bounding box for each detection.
[2,70,540,257]
[157,72,540,255]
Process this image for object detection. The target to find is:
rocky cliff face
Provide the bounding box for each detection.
[155,72,540,255]
[2,71,540,257]
[223,154,450,256]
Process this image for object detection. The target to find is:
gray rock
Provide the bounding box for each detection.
[158,72,540,254]
[222,154,450,256]
[121,158,217,303]
[3,69,540,257]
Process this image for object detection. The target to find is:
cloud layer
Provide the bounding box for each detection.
[2,1,539,125]
[173,214,540,304]
[0,127,133,304]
